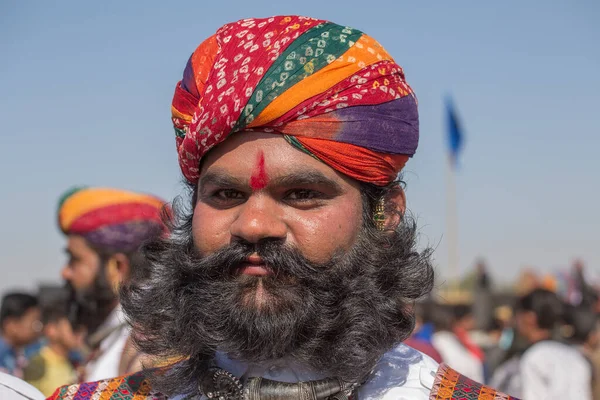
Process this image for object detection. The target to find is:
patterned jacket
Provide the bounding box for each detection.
[48,363,518,400]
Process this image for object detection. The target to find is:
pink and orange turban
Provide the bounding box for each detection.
[172,15,419,186]
[58,187,167,253]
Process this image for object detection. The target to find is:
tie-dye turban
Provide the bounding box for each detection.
[58,187,166,253]
[172,15,418,186]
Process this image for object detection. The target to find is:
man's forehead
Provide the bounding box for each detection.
[198,133,359,189]
[201,145,339,178]
[202,133,324,169]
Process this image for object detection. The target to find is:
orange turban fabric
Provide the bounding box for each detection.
[58,187,166,253]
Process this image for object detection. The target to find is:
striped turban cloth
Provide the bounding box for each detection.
[58,187,167,253]
[172,15,419,186]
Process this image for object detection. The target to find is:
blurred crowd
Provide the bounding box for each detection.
[407,259,600,399]
[1,257,597,398]
[0,293,85,395]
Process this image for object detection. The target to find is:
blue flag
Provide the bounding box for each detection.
[446,97,464,167]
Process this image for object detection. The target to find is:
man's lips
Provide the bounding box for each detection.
[239,265,270,276]
[238,255,271,276]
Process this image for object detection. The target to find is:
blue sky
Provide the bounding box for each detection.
[0,1,598,294]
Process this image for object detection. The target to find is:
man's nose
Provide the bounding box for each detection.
[229,195,287,244]
[61,265,72,281]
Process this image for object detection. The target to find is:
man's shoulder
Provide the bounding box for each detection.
[365,344,519,399]
[429,363,520,400]
[0,371,45,399]
[47,371,157,400]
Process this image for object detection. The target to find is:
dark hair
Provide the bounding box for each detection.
[0,292,39,327]
[563,307,598,344]
[413,300,437,326]
[517,288,563,330]
[121,179,435,395]
[430,303,455,332]
[452,304,472,322]
[41,299,70,326]
[94,245,153,283]
[487,317,504,333]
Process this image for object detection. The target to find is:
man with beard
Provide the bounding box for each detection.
[49,16,517,400]
[56,186,165,381]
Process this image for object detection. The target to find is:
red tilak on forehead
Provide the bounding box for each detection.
[249,151,269,190]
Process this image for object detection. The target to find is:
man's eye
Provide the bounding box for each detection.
[285,189,323,201]
[214,189,245,200]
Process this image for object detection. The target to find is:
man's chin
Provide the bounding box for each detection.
[235,277,301,313]
[237,279,288,312]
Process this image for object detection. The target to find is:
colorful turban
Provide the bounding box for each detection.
[172,15,418,186]
[58,187,166,253]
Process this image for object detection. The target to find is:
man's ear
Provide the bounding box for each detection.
[383,186,406,231]
[104,253,131,293]
[521,310,537,328]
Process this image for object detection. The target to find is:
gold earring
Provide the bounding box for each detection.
[373,197,386,231]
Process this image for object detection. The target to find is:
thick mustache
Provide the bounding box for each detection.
[189,240,321,280]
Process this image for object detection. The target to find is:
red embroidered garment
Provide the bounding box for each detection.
[48,364,519,399]
[429,364,520,400]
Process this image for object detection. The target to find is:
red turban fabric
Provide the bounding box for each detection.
[58,187,166,253]
[172,16,419,186]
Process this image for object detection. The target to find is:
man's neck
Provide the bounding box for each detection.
[528,329,551,344]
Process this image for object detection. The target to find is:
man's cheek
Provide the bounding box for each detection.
[193,211,235,252]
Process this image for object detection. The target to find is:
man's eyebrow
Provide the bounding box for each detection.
[270,171,343,192]
[199,170,247,189]
[199,169,343,191]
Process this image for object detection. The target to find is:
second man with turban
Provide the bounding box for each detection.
[56,186,166,382]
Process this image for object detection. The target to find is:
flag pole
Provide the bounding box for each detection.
[446,156,459,294]
[445,95,463,297]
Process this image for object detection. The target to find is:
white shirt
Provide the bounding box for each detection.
[0,372,45,400]
[431,331,484,382]
[172,343,439,400]
[521,340,592,400]
[84,306,131,382]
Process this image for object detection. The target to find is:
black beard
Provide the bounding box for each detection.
[121,210,434,396]
[140,237,365,362]
[65,262,117,337]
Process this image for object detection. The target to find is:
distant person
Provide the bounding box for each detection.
[23,300,84,396]
[0,293,42,377]
[489,310,531,397]
[563,306,600,355]
[563,307,600,400]
[482,317,507,375]
[573,259,598,310]
[432,303,485,382]
[452,304,485,362]
[517,288,592,400]
[473,259,494,331]
[56,186,166,381]
[403,302,443,363]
